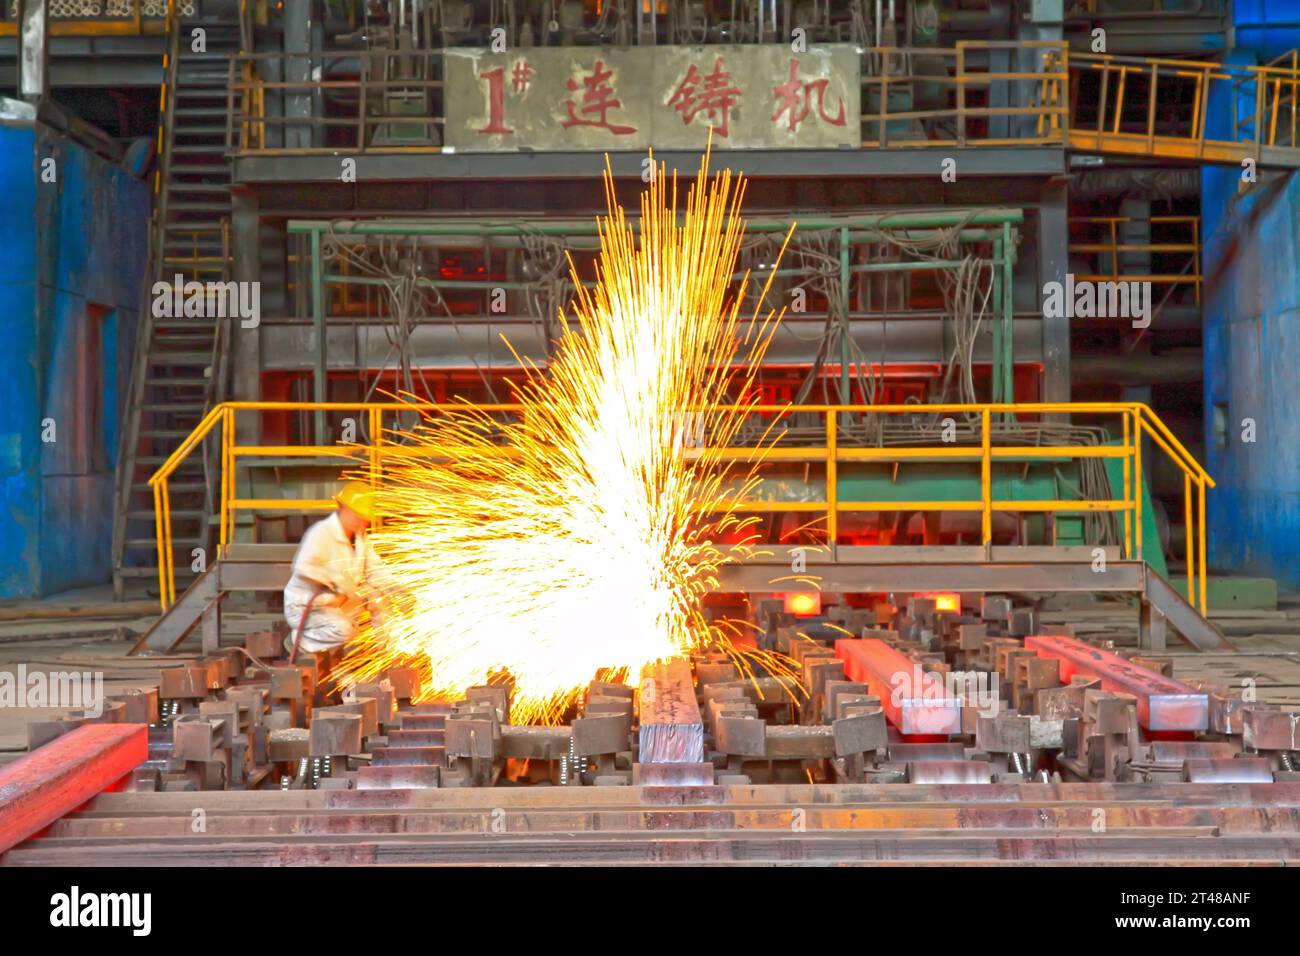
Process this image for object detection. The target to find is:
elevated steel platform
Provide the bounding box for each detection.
[130,542,1229,656]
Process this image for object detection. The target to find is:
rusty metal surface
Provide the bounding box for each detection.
[14,779,1300,865]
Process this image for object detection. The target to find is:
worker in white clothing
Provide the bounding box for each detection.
[283,480,385,665]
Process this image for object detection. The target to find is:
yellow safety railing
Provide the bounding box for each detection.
[148,401,1214,615]
[1068,50,1300,164]
[862,40,1070,148]
[1068,215,1202,304]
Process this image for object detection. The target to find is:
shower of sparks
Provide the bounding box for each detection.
[335,154,798,723]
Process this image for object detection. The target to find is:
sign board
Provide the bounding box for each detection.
[444,44,861,152]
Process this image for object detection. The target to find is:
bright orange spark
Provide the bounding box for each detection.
[335,154,791,723]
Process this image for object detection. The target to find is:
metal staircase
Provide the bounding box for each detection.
[111,16,241,600]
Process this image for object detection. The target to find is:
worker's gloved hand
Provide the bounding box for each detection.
[314,589,347,609]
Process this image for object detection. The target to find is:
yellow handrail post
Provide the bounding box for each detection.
[826,409,838,548]
[1133,406,1143,561]
[1184,471,1194,605]
[1122,411,1132,557]
[369,407,383,529]
[227,405,238,549]
[161,479,175,607]
[1114,66,1127,135]
[1147,62,1158,154]
[220,406,233,552]
[152,481,167,612]
[980,408,992,548]
[1198,478,1208,614]
[368,407,383,484]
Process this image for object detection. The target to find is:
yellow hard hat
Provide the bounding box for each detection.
[335,480,376,521]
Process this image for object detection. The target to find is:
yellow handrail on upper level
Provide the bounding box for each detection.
[1068,50,1300,165]
[147,401,1214,615]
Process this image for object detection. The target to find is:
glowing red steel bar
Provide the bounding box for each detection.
[835,638,961,736]
[0,724,148,854]
[1025,635,1208,731]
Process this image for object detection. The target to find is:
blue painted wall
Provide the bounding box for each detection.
[1198,12,1300,586]
[1201,172,1300,586]
[0,122,148,598]
[1235,0,1300,61]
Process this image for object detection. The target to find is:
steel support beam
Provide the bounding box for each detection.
[1038,178,1070,402]
[233,147,1068,184]
[230,188,262,446]
[16,0,48,104]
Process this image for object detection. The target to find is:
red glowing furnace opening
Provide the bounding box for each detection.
[918,592,961,613]
[784,593,822,617]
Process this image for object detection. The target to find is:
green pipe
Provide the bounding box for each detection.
[1003,221,1015,406]
[840,226,851,403]
[297,226,1009,246]
[992,235,1003,405]
[286,210,1024,237]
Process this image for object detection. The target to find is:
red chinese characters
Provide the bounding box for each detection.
[562,59,637,135]
[475,58,534,136]
[667,57,742,138]
[771,57,847,133]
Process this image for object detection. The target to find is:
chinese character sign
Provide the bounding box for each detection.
[445,45,861,151]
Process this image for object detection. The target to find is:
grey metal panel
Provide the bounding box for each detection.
[223,543,299,561]
[218,559,293,590]
[233,147,1068,183]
